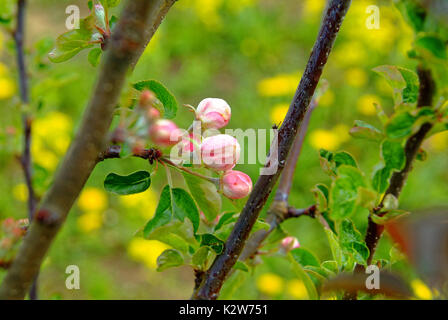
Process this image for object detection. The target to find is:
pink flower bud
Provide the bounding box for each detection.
[147,107,160,120]
[196,98,231,129]
[149,120,181,147]
[170,132,201,165]
[139,89,155,108]
[281,236,300,251]
[201,134,240,171]
[222,170,252,199]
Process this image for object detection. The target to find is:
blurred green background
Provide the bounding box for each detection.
[0,0,447,299]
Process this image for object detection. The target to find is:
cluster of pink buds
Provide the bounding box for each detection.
[135,92,253,199]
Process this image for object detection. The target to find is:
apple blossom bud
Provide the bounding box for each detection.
[139,89,155,108]
[170,132,201,165]
[147,107,160,120]
[281,236,300,251]
[94,4,107,31]
[196,98,231,129]
[201,134,240,171]
[149,119,181,147]
[222,170,252,199]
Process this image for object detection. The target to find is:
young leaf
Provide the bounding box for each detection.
[329,165,364,220]
[371,209,410,225]
[191,246,210,268]
[233,261,249,272]
[214,212,237,231]
[394,0,426,32]
[88,48,102,67]
[385,111,416,139]
[156,249,184,272]
[290,248,320,267]
[373,65,419,105]
[48,14,96,63]
[415,34,447,60]
[334,151,357,168]
[349,120,384,142]
[381,140,406,171]
[145,220,196,253]
[339,220,370,266]
[324,229,343,268]
[182,172,221,222]
[372,166,391,193]
[200,234,224,254]
[104,171,151,195]
[288,253,318,300]
[133,80,178,119]
[144,185,200,239]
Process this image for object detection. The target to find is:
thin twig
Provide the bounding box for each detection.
[192,0,352,300]
[14,0,39,300]
[0,0,177,300]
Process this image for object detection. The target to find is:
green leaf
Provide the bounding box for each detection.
[234,261,249,272]
[356,187,378,210]
[48,14,96,63]
[372,166,391,193]
[288,253,319,300]
[200,234,224,254]
[133,80,178,119]
[394,0,426,32]
[333,151,357,168]
[324,229,343,268]
[182,172,221,222]
[191,246,210,268]
[156,249,184,271]
[339,220,370,266]
[371,209,410,225]
[321,260,338,275]
[312,184,329,212]
[373,65,419,105]
[382,140,406,171]
[329,166,364,220]
[144,185,200,238]
[214,212,237,231]
[349,120,384,142]
[146,220,196,253]
[290,248,320,267]
[104,171,151,195]
[100,0,121,8]
[386,111,416,139]
[88,48,102,67]
[415,34,447,60]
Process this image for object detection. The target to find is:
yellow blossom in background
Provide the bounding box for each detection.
[36,149,59,171]
[319,89,335,107]
[333,124,350,144]
[333,41,367,67]
[119,189,158,220]
[411,279,433,300]
[426,131,448,152]
[77,211,103,232]
[0,78,15,100]
[310,129,340,151]
[12,183,28,202]
[128,238,170,269]
[256,273,284,296]
[78,187,108,212]
[345,68,367,88]
[302,0,325,16]
[287,279,308,299]
[257,72,300,97]
[357,94,381,116]
[33,111,72,138]
[270,103,289,124]
[193,0,223,30]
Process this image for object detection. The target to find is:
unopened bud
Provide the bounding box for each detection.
[201,134,240,171]
[281,236,300,251]
[222,170,252,199]
[196,98,231,129]
[149,119,181,147]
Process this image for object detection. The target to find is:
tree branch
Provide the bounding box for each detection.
[346,66,436,299]
[0,0,177,300]
[192,0,352,300]
[13,0,39,300]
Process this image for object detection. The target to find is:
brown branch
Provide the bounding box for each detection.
[0,0,177,300]
[345,66,436,300]
[13,0,39,300]
[192,0,352,300]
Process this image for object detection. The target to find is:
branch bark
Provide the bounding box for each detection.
[0,0,177,300]
[192,0,352,300]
